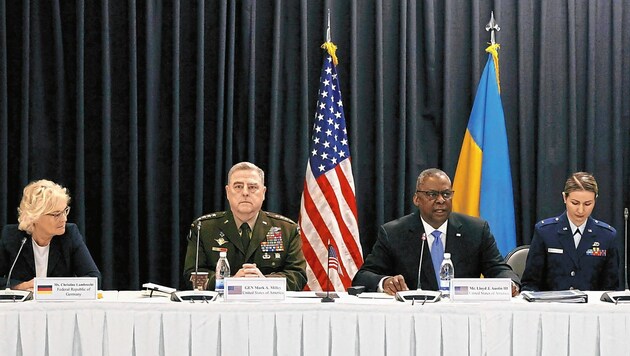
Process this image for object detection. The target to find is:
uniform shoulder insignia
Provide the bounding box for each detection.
[594,219,616,233]
[194,211,226,224]
[264,211,297,225]
[535,217,559,229]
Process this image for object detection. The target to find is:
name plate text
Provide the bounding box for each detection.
[34,277,98,301]
[451,278,512,302]
[224,277,286,302]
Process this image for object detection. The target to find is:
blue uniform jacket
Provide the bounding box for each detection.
[0,224,101,288]
[521,213,619,291]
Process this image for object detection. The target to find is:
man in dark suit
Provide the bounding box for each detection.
[521,172,618,291]
[183,162,307,291]
[352,168,520,296]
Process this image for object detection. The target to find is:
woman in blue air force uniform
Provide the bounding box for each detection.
[521,172,618,291]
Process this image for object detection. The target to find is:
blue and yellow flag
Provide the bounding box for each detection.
[452,44,516,257]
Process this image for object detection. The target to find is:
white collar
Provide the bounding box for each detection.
[420,216,448,238]
[568,219,585,235]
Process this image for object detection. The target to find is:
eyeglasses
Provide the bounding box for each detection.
[416,190,454,201]
[46,206,71,220]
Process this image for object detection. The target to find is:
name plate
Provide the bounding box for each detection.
[224,277,286,302]
[450,278,512,302]
[34,277,98,301]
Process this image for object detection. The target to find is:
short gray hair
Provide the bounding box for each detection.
[416,168,450,189]
[227,162,265,185]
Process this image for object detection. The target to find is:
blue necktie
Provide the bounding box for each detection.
[431,230,444,284]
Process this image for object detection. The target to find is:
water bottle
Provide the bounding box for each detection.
[215,251,231,295]
[439,253,454,299]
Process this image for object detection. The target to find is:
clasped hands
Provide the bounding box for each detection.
[234,263,265,278]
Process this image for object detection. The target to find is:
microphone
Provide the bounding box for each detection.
[172,219,218,302]
[395,233,442,303]
[321,243,335,303]
[418,233,427,289]
[5,237,27,289]
[194,220,201,276]
[625,208,629,292]
[0,237,33,302]
[601,208,630,304]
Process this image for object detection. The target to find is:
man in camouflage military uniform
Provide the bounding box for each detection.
[183,162,307,291]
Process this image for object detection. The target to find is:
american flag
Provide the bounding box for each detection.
[227,285,242,295]
[327,245,341,275]
[299,42,363,292]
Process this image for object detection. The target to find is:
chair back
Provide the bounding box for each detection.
[504,245,530,279]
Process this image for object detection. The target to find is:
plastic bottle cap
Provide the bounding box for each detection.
[219,251,227,257]
[443,252,451,259]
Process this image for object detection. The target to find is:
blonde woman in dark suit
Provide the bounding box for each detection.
[0,180,101,290]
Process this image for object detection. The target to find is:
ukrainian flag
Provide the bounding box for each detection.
[452,44,516,257]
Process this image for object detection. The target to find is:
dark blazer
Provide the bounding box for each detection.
[0,224,101,288]
[352,211,519,291]
[183,210,307,291]
[521,213,618,291]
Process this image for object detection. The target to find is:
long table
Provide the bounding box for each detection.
[0,291,629,356]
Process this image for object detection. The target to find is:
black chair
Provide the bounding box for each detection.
[504,245,530,280]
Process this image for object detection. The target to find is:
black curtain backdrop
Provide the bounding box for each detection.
[1,0,628,290]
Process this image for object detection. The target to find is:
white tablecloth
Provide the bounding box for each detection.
[0,291,629,356]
